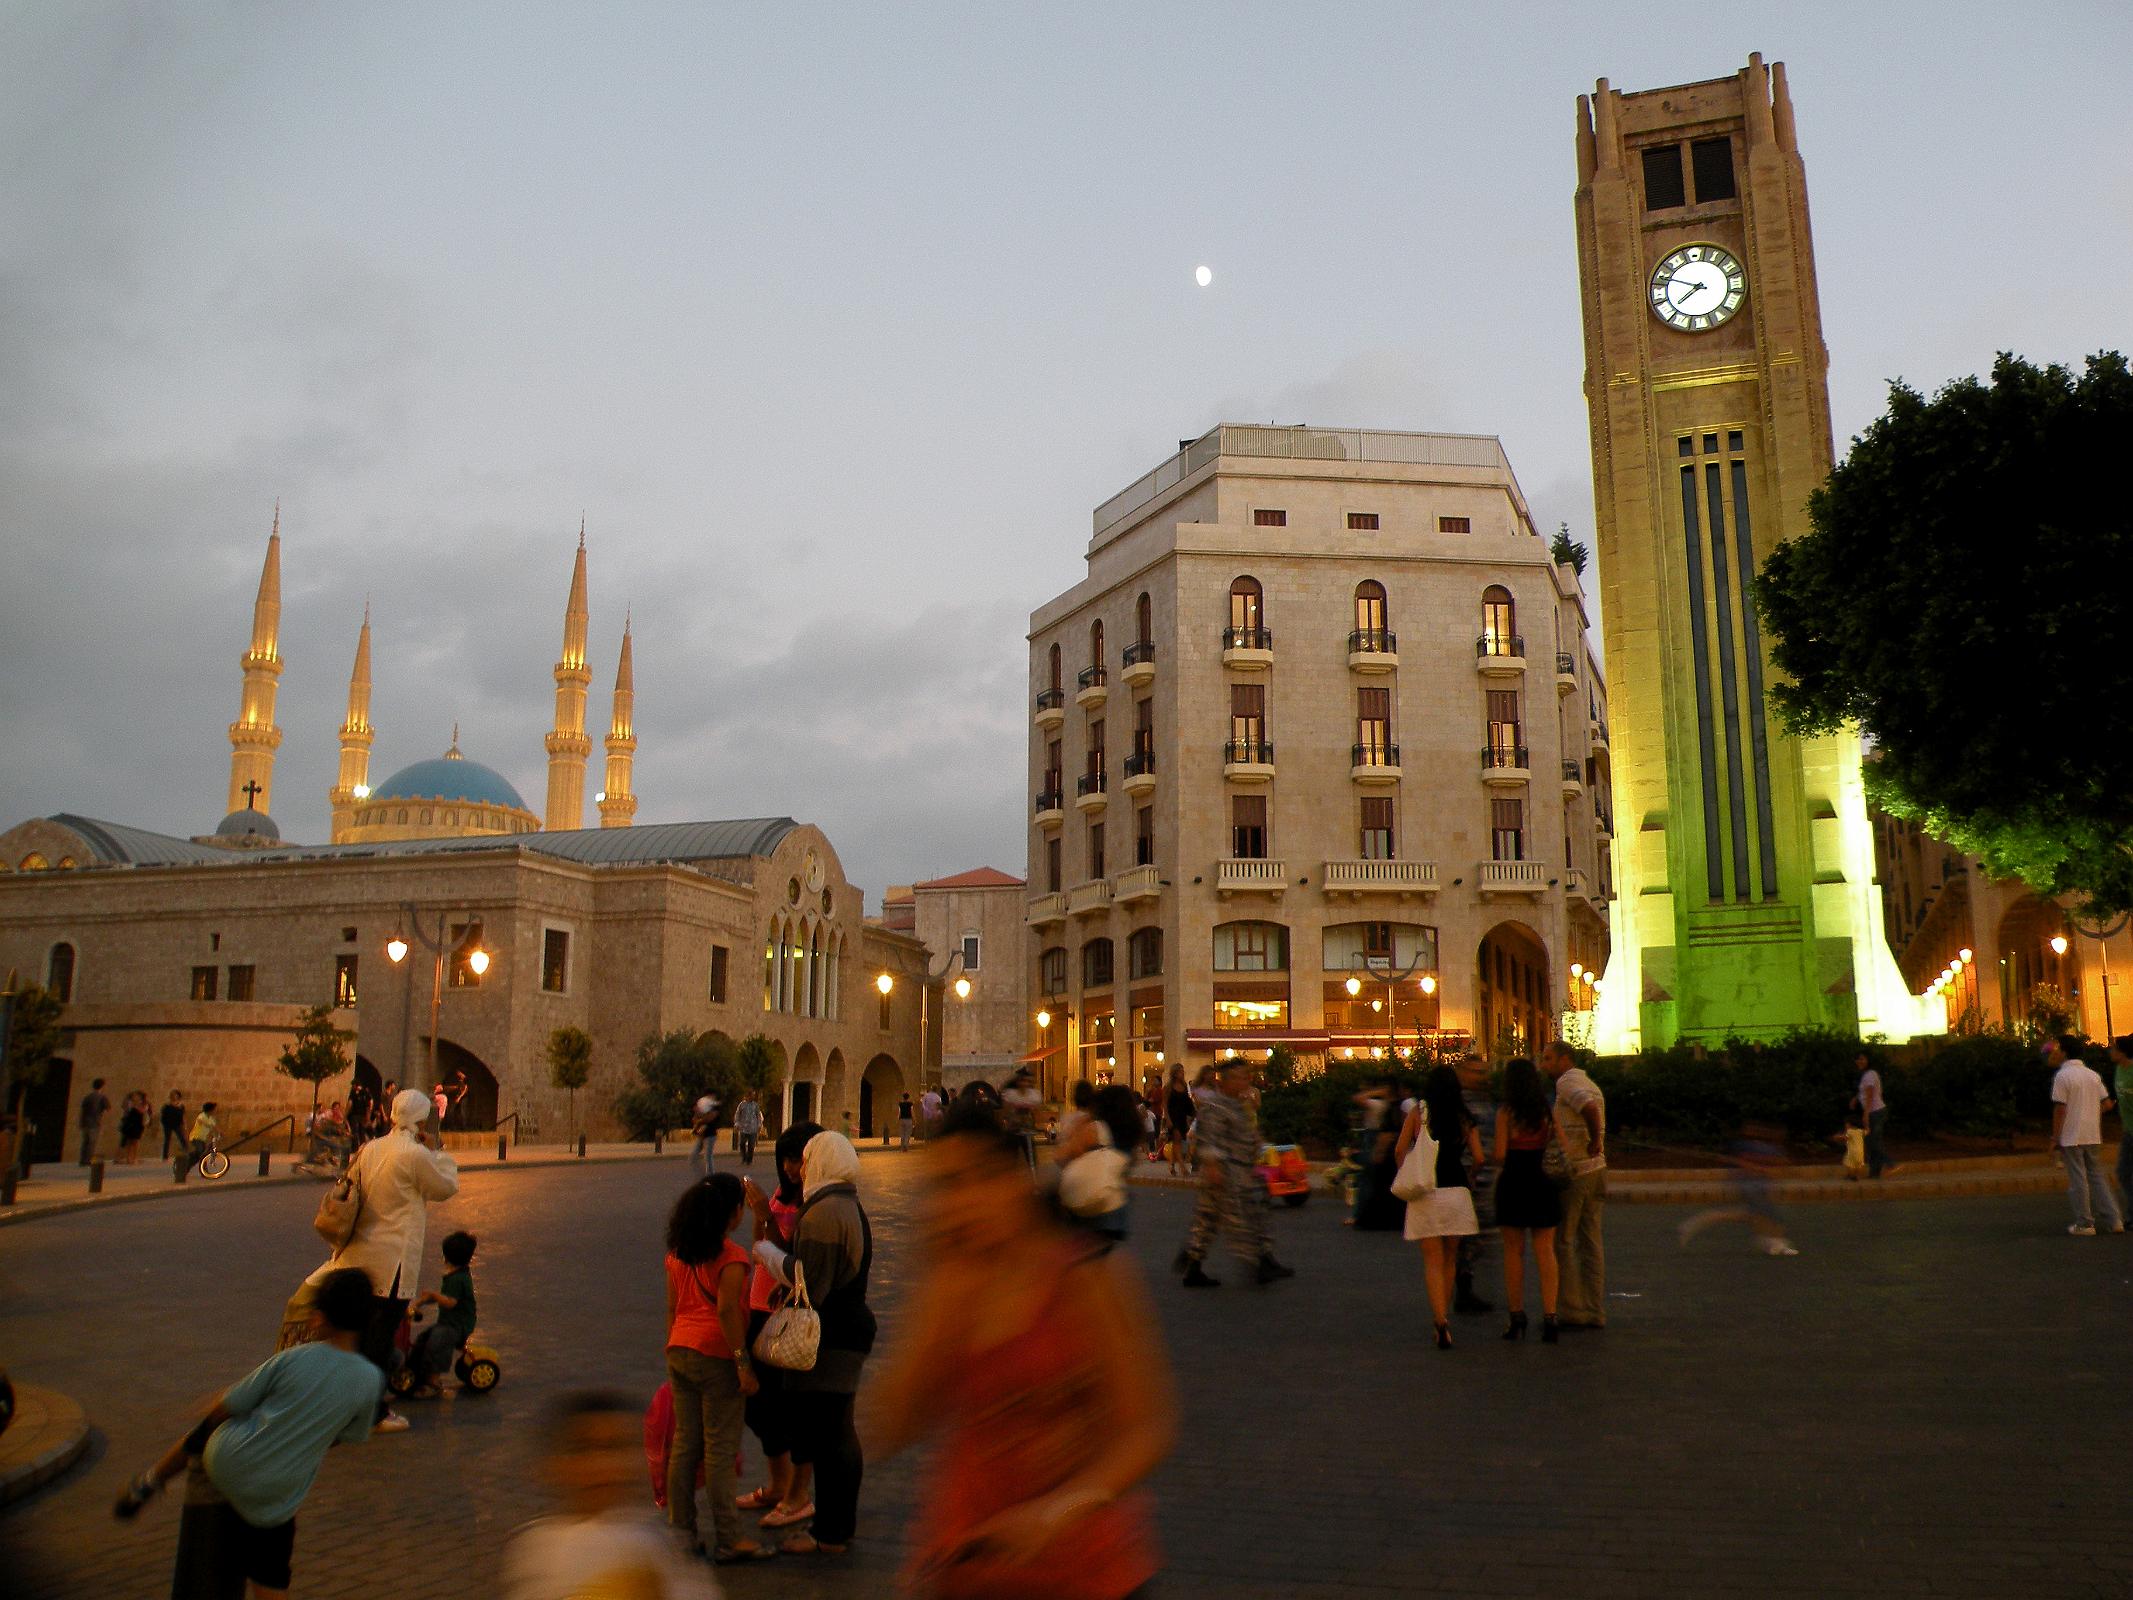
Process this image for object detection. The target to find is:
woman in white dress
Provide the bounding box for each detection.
[1395,1065,1484,1350]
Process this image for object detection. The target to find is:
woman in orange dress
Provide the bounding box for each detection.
[864,1102,1174,1598]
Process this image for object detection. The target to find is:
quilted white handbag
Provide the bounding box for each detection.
[752,1259,820,1371]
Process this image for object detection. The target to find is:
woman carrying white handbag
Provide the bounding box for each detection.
[1393,1066,1485,1350]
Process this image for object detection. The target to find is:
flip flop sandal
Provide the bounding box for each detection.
[713,1545,779,1564]
[759,1501,815,1529]
[735,1487,778,1510]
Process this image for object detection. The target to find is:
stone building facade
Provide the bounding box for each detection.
[0,815,928,1163]
[908,868,1029,1092]
[1024,424,1611,1100]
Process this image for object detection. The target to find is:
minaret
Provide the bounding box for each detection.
[543,526,592,831]
[225,508,284,818]
[329,605,374,843]
[599,614,637,828]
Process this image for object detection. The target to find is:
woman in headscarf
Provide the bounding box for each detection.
[748,1129,873,1556]
[293,1087,459,1432]
[736,1121,822,1533]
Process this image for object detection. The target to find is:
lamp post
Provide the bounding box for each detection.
[877,951,972,1096]
[385,908,488,1100]
[2065,915,2127,1039]
[1346,951,1437,1064]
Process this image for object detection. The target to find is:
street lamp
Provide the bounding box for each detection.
[953,976,972,1000]
[1348,948,1435,1063]
[385,909,488,1100]
[1035,1008,1051,1031]
[876,972,895,996]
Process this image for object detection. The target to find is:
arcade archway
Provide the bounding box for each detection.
[1476,921,1551,1059]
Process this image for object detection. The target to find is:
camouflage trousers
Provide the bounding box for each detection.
[1184,1172,1269,1266]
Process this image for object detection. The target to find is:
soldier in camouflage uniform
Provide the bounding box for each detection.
[1177,1059,1295,1288]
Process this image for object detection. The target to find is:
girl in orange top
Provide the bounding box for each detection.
[864,1102,1175,1598]
[662,1172,773,1565]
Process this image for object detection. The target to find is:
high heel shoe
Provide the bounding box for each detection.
[1541,1313,1559,1344]
[1502,1311,1528,1342]
[1434,1321,1453,1350]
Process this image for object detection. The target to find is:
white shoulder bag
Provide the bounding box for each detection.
[1389,1107,1439,1202]
[752,1259,820,1371]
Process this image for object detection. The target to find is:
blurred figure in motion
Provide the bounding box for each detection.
[1176,1058,1293,1289]
[866,1101,1173,1598]
[502,1391,721,1599]
[1678,1122,1799,1256]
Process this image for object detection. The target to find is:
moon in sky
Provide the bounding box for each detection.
[1194,264,1213,287]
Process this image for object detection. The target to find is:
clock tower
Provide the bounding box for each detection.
[1572,55,1931,1050]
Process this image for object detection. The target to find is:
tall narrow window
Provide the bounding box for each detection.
[1040,946,1067,996]
[1231,682,1266,755]
[1227,576,1264,642]
[334,954,359,1008]
[1128,926,1164,979]
[191,965,218,1001]
[1082,938,1115,988]
[880,985,893,1030]
[1642,143,1686,210]
[1486,688,1522,761]
[1088,821,1105,879]
[1133,697,1153,763]
[542,929,570,993]
[709,943,729,1004]
[960,933,981,972]
[1135,804,1154,867]
[1045,739,1062,796]
[1087,719,1105,779]
[1481,585,1517,654]
[1232,794,1267,860]
[1354,580,1387,645]
[1089,619,1104,671]
[47,942,75,1003]
[1048,642,1061,692]
[1491,798,1526,862]
[227,964,256,1002]
[1135,592,1152,649]
[1356,686,1391,762]
[1360,797,1394,860]
[1691,135,1736,202]
[1045,836,1062,894]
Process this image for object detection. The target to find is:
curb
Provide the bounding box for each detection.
[1127,1161,2071,1205]
[0,1148,691,1229]
[0,1384,92,1507]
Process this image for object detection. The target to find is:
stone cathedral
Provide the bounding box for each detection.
[207,518,638,851]
[1573,55,1931,1051]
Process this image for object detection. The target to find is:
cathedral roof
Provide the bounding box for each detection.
[214,807,281,842]
[369,753,530,813]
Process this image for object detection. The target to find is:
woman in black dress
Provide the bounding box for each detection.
[1492,1057,1563,1342]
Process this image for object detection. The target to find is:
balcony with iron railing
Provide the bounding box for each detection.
[1033,686,1066,727]
[1075,769,1108,810]
[1075,664,1108,708]
[1221,626,1274,669]
[1476,633,1526,674]
[1223,738,1275,779]
[1350,741,1401,783]
[1481,743,1530,783]
[1556,652,1577,695]
[1561,759,1584,796]
[1122,746,1157,796]
[1347,628,1398,671]
[1033,786,1064,823]
[1122,640,1157,686]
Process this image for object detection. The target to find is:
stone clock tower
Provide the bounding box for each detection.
[1573,54,1929,1050]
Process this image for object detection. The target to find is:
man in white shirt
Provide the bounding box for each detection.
[2046,1034,2124,1237]
[1541,1039,1607,1329]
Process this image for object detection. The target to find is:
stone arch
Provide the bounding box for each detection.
[1476,919,1550,1059]
[823,1047,851,1134]
[859,1053,904,1140]
[353,1055,384,1107]
[418,1036,499,1130]
[789,1041,823,1126]
[1995,893,2072,1029]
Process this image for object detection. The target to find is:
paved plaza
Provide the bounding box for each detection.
[2,1153,2127,1599]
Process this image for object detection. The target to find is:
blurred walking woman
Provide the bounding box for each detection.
[1491,1058,1563,1343]
[866,1102,1173,1598]
[1395,1066,1483,1350]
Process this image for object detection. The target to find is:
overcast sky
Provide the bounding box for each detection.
[3,2,2127,904]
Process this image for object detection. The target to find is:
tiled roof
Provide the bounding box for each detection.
[912,866,1026,890]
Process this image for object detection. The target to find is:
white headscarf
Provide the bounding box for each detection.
[390,1088,433,1129]
[801,1130,860,1200]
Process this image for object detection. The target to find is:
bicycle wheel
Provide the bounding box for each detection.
[199,1149,230,1179]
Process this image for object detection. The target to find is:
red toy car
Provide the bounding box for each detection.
[1256,1143,1311,1207]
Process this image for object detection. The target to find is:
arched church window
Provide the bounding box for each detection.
[48,942,75,1003]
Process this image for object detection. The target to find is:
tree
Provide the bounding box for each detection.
[1758,352,2133,913]
[1551,522,1588,576]
[2,983,65,1119]
[613,1030,739,1142]
[735,1034,780,1094]
[546,1025,593,1144]
[276,1004,353,1130]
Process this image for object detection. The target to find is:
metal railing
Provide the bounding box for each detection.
[1222,626,1273,651]
[1077,665,1107,690]
[1482,744,1530,770]
[1563,760,1582,783]
[1076,770,1107,797]
[1123,640,1156,666]
[1352,742,1400,768]
[1348,628,1397,654]
[1477,633,1525,658]
[1034,788,1063,814]
[1034,687,1065,711]
[225,1113,296,1156]
[1224,738,1275,765]
[1556,652,1576,676]
[495,1110,523,1160]
[1124,749,1156,778]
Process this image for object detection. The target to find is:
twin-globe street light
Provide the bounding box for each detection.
[1343,959,1438,1062]
[385,911,489,1104]
[877,962,973,1091]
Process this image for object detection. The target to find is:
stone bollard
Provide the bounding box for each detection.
[498,1133,509,1162]
[89,1159,106,1194]
[2,1167,16,1205]
[653,1131,664,1156]
[258,1151,271,1177]
[577,1134,587,1159]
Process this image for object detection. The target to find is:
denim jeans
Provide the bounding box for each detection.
[2060,1144,2124,1230]
[1864,1108,1890,1177]
[667,1346,746,1551]
[409,1322,467,1384]
[690,1132,714,1174]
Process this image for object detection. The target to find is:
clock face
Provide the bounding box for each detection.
[1650,244,1746,332]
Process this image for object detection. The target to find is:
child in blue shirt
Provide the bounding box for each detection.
[115,1266,382,1597]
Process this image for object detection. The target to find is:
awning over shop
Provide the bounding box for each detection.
[1184,1029,1331,1051]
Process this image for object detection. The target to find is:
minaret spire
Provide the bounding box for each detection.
[328,605,374,843]
[599,611,637,829]
[543,531,592,831]
[226,511,285,818]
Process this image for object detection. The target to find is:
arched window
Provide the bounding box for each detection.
[1213,921,1288,972]
[1135,592,1153,648]
[1128,926,1163,979]
[1090,619,1105,670]
[764,921,779,1012]
[827,932,842,1020]
[1039,946,1068,996]
[809,924,824,1017]
[1481,585,1517,655]
[1081,937,1115,989]
[47,942,76,1003]
[18,853,47,870]
[1354,580,1387,641]
[1048,642,1061,692]
[1228,577,1264,641]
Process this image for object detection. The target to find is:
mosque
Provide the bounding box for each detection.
[0,514,933,1162]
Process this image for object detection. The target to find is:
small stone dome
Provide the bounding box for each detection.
[214,807,280,842]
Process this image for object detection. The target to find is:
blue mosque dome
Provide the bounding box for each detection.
[370,746,529,812]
